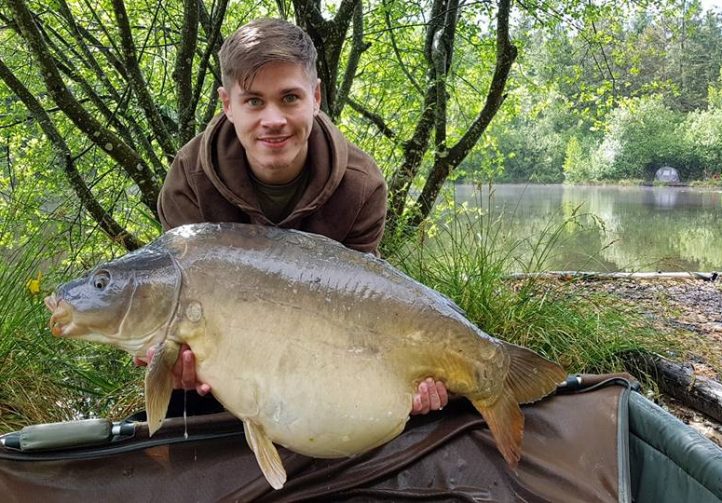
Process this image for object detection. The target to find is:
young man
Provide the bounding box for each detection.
[154,18,447,415]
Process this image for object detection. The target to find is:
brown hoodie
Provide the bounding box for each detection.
[158,112,387,254]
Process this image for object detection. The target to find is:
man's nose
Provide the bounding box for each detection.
[260,104,287,128]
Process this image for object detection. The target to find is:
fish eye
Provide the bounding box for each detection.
[92,270,111,290]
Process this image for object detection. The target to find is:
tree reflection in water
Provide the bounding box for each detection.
[452,184,722,272]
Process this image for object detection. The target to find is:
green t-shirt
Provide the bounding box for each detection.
[249,167,311,224]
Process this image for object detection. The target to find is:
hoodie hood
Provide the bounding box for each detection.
[198,112,349,227]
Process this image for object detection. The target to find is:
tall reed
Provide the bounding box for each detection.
[0,211,143,433]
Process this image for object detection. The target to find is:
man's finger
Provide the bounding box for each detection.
[426,377,442,411]
[418,381,431,414]
[180,350,196,389]
[436,380,449,409]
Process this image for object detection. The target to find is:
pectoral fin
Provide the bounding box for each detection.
[145,340,181,436]
[243,420,286,489]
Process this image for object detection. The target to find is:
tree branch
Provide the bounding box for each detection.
[332,1,370,120]
[66,11,165,175]
[39,21,140,153]
[346,98,397,139]
[174,0,198,145]
[411,0,517,227]
[387,83,437,222]
[55,0,123,104]
[382,0,423,95]
[110,0,176,161]
[293,0,360,114]
[5,0,160,214]
[193,0,228,130]
[275,0,289,19]
[0,56,142,250]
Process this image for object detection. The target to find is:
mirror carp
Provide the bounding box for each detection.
[46,223,565,489]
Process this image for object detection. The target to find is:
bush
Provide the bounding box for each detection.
[680,106,722,178]
[587,95,686,180]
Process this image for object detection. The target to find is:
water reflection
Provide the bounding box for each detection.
[646,188,679,209]
[453,184,722,272]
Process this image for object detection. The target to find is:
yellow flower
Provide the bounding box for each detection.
[26,271,42,295]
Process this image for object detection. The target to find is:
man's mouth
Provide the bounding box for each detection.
[258,136,291,148]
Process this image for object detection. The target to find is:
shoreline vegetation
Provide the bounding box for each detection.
[1,201,720,446]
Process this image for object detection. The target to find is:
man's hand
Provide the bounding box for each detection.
[411,378,448,415]
[133,344,211,396]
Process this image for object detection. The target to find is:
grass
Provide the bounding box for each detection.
[689,178,722,188]
[0,218,143,434]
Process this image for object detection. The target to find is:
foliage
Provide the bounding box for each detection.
[586,95,687,180]
[454,2,722,185]
[480,89,585,183]
[679,103,722,179]
[560,91,722,183]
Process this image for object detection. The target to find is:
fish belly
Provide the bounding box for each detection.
[196,329,413,459]
[258,357,412,458]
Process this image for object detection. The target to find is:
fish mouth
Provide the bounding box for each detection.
[45,294,77,338]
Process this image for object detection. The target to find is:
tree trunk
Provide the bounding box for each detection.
[625,351,722,424]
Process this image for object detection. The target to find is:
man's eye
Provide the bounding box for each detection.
[247,98,263,107]
[282,94,299,104]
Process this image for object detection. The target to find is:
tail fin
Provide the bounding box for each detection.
[504,343,566,404]
[471,344,565,468]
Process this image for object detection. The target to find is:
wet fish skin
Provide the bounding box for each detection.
[46,223,566,489]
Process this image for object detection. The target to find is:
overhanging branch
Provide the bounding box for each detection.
[6,0,160,214]
[0,56,143,250]
[411,0,517,227]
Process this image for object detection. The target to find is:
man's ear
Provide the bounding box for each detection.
[218,87,233,122]
[313,79,321,115]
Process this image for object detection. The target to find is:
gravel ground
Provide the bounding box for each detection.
[582,278,722,376]
[570,277,722,446]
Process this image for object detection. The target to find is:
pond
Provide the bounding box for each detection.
[452,184,722,272]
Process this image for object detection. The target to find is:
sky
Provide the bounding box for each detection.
[701,0,722,11]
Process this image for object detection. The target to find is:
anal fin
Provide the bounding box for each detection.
[244,420,287,490]
[471,393,524,469]
[145,340,181,436]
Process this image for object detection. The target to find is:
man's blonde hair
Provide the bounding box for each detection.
[219,18,318,90]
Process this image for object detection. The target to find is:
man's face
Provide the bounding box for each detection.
[219,61,321,185]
